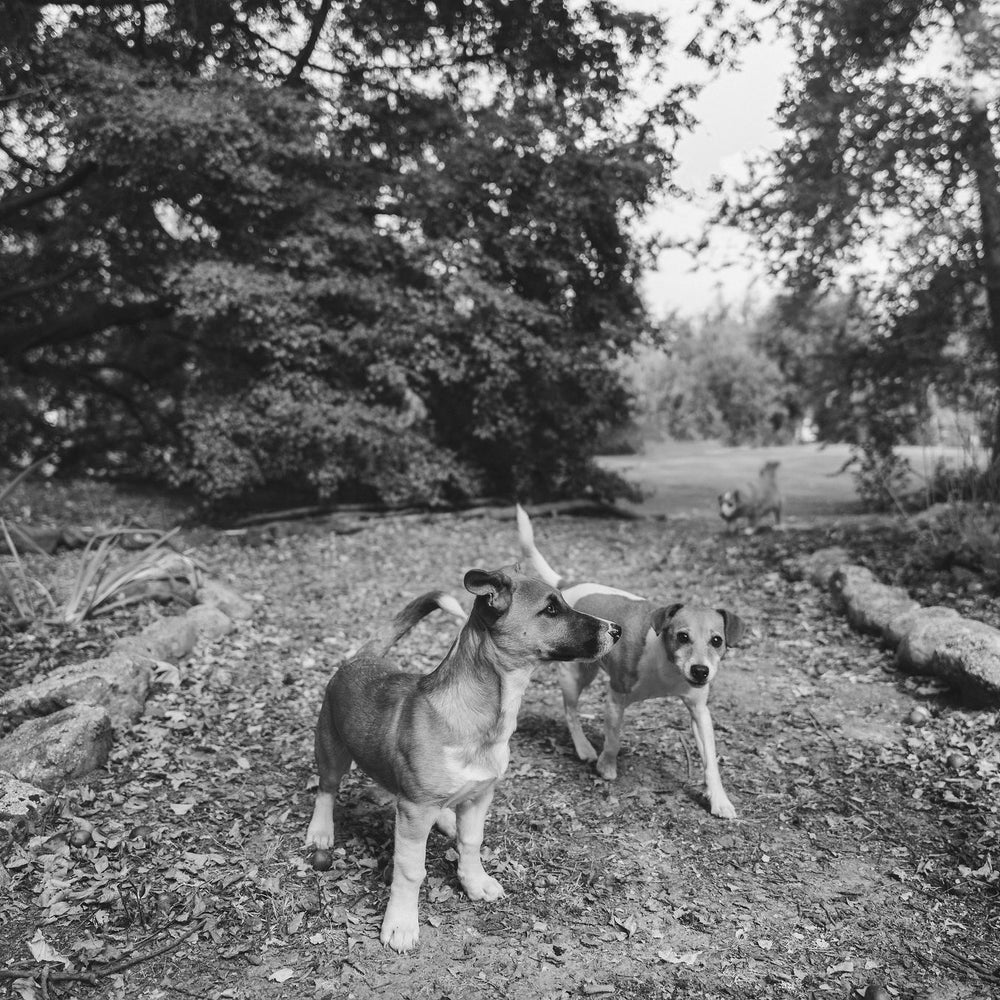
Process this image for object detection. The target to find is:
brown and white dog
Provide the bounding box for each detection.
[306,569,620,951]
[517,505,745,819]
[718,460,782,532]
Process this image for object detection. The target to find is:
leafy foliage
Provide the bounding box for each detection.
[626,310,800,446]
[719,0,1000,476]
[0,1,690,507]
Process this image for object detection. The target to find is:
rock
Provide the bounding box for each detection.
[830,565,921,639]
[184,603,234,644]
[0,653,153,735]
[196,578,254,620]
[896,614,1000,705]
[0,771,53,847]
[885,605,960,651]
[786,547,850,589]
[111,614,198,662]
[0,705,113,790]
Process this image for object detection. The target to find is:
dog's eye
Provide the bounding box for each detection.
[676,631,690,644]
[542,601,560,616]
[710,635,724,648]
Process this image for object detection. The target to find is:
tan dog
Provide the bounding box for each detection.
[517,505,745,819]
[306,570,621,952]
[718,460,782,532]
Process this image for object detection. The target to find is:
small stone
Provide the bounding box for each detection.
[908,706,931,725]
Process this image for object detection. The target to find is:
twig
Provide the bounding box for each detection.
[940,944,1000,983]
[0,920,205,986]
[806,708,838,749]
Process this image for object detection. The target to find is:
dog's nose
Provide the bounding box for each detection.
[609,622,622,641]
[690,663,710,683]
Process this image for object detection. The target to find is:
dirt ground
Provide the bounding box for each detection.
[1,473,999,999]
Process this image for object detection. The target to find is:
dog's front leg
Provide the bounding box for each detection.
[686,700,736,819]
[381,800,437,952]
[559,661,600,762]
[455,787,505,902]
[596,688,628,780]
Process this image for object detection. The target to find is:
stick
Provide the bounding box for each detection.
[0,920,205,985]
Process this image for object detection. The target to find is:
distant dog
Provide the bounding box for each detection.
[306,570,620,952]
[517,505,746,819]
[718,460,782,532]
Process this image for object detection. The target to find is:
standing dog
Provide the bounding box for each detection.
[718,460,783,532]
[517,505,745,819]
[306,569,621,952]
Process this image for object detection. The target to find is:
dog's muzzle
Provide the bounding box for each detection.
[689,663,710,686]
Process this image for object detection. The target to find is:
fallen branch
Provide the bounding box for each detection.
[0,919,206,987]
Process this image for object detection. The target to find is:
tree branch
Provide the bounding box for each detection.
[0,162,95,219]
[0,298,172,359]
[0,265,82,305]
[285,0,335,87]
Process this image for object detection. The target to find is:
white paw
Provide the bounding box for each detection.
[434,808,457,839]
[710,796,737,820]
[462,873,505,902]
[381,909,420,952]
[306,820,335,850]
[575,741,598,763]
[596,753,618,781]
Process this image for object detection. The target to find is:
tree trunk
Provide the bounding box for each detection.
[956,2,1000,467]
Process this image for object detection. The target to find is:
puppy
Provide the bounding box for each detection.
[517,505,745,819]
[306,570,621,952]
[718,460,782,532]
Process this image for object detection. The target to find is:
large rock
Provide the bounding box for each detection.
[886,605,961,652]
[896,614,1000,705]
[196,578,254,620]
[0,772,53,848]
[184,603,234,643]
[0,653,152,735]
[786,547,851,590]
[111,614,197,662]
[0,705,113,790]
[830,565,921,639]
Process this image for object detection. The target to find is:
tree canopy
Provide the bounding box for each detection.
[0,0,692,508]
[718,0,1000,470]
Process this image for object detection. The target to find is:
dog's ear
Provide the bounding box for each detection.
[464,568,513,615]
[717,609,746,647]
[650,603,684,634]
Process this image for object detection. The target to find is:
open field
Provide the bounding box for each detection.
[598,442,980,520]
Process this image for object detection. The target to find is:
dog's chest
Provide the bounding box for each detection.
[440,741,509,806]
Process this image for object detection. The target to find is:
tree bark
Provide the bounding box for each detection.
[0,163,94,219]
[285,0,335,86]
[0,299,171,359]
[955,1,1000,464]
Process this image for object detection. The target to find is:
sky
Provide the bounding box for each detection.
[627,3,793,320]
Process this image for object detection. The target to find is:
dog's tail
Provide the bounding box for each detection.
[515,504,566,589]
[362,591,466,658]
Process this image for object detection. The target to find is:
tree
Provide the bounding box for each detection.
[0,1,692,508]
[718,0,1000,469]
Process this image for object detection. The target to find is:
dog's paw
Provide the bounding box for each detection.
[434,808,457,839]
[462,873,505,902]
[710,796,737,820]
[574,741,598,763]
[381,910,420,952]
[306,820,335,850]
[595,753,618,781]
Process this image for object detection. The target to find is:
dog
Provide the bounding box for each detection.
[718,460,782,532]
[516,505,745,819]
[306,569,621,952]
